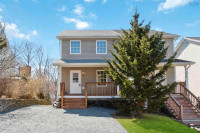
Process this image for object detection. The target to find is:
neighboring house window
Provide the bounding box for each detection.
[96,40,107,54]
[70,40,81,54]
[96,70,107,85]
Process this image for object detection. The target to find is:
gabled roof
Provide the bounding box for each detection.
[175,37,200,52]
[56,30,179,39]
[186,37,200,41]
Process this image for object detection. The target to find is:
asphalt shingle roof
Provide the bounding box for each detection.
[57,30,179,39]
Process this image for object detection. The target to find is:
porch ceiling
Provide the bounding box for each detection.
[53,59,194,67]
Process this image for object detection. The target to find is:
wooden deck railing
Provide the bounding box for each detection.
[175,82,200,111]
[85,82,117,96]
[166,94,183,120]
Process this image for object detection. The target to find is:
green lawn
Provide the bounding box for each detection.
[116,113,198,133]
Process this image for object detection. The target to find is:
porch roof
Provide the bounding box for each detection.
[53,59,194,67]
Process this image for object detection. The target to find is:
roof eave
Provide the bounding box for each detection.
[56,36,119,39]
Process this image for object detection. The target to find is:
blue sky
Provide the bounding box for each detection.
[0,0,199,60]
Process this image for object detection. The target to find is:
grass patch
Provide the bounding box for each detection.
[116,113,197,133]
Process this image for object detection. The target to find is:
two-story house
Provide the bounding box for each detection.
[53,30,193,109]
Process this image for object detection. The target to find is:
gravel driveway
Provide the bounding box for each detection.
[0,105,127,133]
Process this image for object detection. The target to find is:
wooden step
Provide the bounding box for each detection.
[183,119,200,126]
[62,98,86,109]
[62,105,86,109]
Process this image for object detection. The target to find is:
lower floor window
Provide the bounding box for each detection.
[97,70,107,85]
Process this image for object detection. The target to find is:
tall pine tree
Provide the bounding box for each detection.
[105,10,177,117]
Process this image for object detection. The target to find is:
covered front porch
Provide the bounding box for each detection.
[53,58,195,109]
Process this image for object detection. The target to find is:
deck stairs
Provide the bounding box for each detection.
[62,98,87,109]
[165,83,200,126]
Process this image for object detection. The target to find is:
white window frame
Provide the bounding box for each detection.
[70,40,81,54]
[96,40,107,54]
[96,70,108,86]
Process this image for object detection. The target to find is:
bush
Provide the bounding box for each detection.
[111,98,132,117]
[37,92,44,99]
[18,94,32,99]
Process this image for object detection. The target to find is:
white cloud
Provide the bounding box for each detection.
[32,0,39,3]
[84,0,96,2]
[186,20,200,27]
[32,30,38,35]
[158,0,193,11]
[58,5,66,12]
[63,17,90,29]
[155,27,164,31]
[4,23,38,40]
[0,8,3,12]
[89,12,97,19]
[102,0,107,4]
[14,0,19,2]
[73,5,84,16]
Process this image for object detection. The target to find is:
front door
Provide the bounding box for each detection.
[70,70,81,94]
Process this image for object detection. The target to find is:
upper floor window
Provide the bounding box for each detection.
[96,40,107,54]
[70,40,81,54]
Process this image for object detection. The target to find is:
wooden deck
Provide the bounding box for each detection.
[60,82,118,109]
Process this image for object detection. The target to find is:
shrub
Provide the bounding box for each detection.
[111,98,132,117]
[37,92,44,99]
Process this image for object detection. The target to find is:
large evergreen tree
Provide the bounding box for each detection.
[105,10,177,117]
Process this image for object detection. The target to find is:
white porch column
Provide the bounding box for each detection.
[184,66,189,88]
[57,66,62,100]
[117,85,120,96]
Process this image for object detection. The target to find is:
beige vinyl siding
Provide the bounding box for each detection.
[61,38,174,60]
[61,67,112,95]
[61,38,115,59]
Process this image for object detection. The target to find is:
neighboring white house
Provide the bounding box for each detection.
[176,37,200,97]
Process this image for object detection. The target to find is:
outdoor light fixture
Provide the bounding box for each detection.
[82,71,85,76]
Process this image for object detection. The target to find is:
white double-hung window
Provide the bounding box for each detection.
[96,70,107,83]
[70,40,81,54]
[96,40,107,54]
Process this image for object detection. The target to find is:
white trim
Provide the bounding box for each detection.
[70,40,81,54]
[57,66,62,99]
[60,96,119,98]
[59,39,62,58]
[96,40,107,54]
[53,60,194,67]
[175,37,200,52]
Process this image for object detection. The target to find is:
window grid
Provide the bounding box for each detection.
[96,41,107,54]
[70,41,81,54]
[97,70,107,84]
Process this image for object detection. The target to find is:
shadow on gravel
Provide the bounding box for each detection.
[63,107,116,117]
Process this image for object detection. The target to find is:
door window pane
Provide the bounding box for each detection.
[73,73,79,83]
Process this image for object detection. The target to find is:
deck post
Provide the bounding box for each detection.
[85,83,88,108]
[117,85,120,96]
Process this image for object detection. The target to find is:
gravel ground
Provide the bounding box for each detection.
[0,105,127,133]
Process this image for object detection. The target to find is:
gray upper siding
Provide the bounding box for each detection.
[60,38,174,60]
